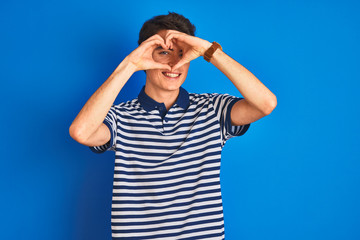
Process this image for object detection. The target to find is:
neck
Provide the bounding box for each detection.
[144,85,180,110]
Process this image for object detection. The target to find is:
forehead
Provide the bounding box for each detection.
[156,29,168,40]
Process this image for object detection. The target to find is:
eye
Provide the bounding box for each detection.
[159,51,170,55]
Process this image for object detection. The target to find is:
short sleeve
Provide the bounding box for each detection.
[89,105,118,153]
[211,93,250,146]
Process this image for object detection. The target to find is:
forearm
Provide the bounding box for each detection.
[69,57,136,142]
[210,49,277,114]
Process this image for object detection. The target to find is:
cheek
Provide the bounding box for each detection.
[146,69,160,79]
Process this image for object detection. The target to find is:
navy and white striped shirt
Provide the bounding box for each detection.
[90,87,250,240]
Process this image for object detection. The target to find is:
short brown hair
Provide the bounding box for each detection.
[138,12,196,45]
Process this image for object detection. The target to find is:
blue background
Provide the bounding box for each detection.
[1,0,359,239]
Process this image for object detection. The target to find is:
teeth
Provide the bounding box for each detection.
[164,72,180,78]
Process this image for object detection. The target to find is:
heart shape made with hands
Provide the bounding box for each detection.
[131,30,210,72]
[151,40,186,69]
[151,30,210,71]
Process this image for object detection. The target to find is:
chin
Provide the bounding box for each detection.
[161,83,183,91]
[160,76,185,91]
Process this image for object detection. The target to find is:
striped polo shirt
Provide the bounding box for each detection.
[90,86,250,240]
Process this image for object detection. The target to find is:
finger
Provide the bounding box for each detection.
[165,38,171,49]
[152,35,168,50]
[143,35,167,50]
[166,31,206,51]
[165,30,187,39]
[170,39,173,50]
[165,32,187,45]
[149,38,168,50]
[145,33,165,43]
[155,40,168,51]
[165,32,183,48]
[165,29,183,35]
[165,35,171,49]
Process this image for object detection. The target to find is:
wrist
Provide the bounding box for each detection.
[210,47,224,64]
[120,56,138,74]
[204,42,222,62]
[200,41,212,56]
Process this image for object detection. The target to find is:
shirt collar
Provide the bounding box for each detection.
[138,86,190,112]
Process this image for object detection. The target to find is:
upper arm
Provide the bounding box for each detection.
[231,99,267,126]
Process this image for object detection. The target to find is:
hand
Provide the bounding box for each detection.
[164,30,212,70]
[126,34,171,72]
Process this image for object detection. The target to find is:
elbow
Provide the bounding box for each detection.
[262,94,277,116]
[69,124,80,142]
[69,124,88,144]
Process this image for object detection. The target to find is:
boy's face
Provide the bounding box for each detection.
[145,30,190,92]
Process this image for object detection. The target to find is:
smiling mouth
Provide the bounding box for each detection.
[162,72,181,78]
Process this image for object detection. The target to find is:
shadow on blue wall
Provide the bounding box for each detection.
[66,27,146,239]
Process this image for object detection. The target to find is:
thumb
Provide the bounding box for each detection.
[151,62,171,71]
[171,59,189,71]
